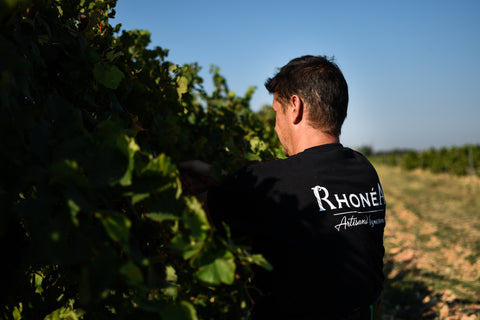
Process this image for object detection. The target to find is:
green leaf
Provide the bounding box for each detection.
[245,152,262,161]
[93,63,125,89]
[118,136,139,186]
[144,212,179,223]
[168,197,211,260]
[89,123,139,187]
[67,199,80,226]
[162,265,179,299]
[106,50,124,62]
[159,301,198,320]
[44,299,84,320]
[96,212,131,243]
[249,136,267,152]
[137,300,198,320]
[131,192,150,204]
[120,261,144,286]
[196,250,236,285]
[247,254,273,271]
[177,76,189,98]
[165,265,177,282]
[169,233,203,260]
[184,196,209,225]
[140,153,177,177]
[134,153,181,197]
[183,197,210,238]
[51,158,88,187]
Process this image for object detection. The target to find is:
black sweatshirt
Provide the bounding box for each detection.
[208,143,385,319]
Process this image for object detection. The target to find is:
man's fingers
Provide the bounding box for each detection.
[178,160,213,177]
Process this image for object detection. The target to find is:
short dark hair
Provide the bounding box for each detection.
[265,55,348,137]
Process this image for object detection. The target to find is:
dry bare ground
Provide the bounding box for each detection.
[374,165,480,320]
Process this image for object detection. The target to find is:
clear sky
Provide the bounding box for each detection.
[113,0,480,151]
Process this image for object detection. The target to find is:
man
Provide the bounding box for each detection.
[183,55,385,319]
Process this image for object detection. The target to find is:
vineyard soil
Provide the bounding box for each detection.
[374,164,480,319]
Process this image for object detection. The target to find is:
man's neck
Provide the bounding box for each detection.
[290,127,339,156]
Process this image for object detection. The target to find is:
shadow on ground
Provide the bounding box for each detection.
[381,258,434,319]
[381,258,480,319]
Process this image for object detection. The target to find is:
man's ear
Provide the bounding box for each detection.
[289,95,304,125]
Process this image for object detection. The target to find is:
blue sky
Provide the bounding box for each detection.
[113,0,480,151]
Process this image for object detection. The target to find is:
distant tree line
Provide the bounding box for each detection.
[364,145,480,176]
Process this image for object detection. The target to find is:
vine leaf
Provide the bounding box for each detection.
[137,300,198,320]
[96,212,131,243]
[93,63,125,89]
[177,76,189,98]
[196,250,236,285]
[120,261,144,286]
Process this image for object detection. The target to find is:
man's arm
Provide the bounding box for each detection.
[178,160,225,214]
[178,160,216,194]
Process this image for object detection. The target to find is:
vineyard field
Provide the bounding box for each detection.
[374,164,480,319]
[2,1,479,318]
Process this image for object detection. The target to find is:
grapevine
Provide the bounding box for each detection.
[0,1,279,319]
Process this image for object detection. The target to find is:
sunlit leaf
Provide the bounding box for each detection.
[177,76,189,98]
[184,196,209,224]
[247,254,273,271]
[196,250,236,285]
[183,197,210,238]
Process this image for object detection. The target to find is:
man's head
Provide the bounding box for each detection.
[265,55,348,138]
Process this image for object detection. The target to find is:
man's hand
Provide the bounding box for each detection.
[178,160,218,196]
